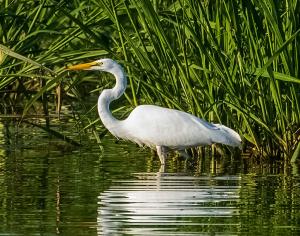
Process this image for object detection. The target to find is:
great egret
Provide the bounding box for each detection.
[68,58,241,165]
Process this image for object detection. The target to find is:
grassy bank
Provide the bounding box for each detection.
[0,0,299,159]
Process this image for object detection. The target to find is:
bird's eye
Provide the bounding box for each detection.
[97,62,103,66]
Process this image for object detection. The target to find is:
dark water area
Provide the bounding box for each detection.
[0,121,299,235]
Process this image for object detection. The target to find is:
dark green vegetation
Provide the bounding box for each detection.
[0,0,299,160]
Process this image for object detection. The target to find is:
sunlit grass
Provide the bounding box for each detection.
[0,0,299,160]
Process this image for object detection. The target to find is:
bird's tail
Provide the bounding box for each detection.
[211,124,242,148]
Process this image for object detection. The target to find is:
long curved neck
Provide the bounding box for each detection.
[98,65,127,136]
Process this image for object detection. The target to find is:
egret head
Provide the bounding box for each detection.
[67,58,119,73]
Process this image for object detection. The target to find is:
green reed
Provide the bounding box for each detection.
[0,0,299,159]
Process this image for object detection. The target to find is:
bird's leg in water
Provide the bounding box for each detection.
[156,146,168,165]
[178,150,191,170]
[178,150,191,159]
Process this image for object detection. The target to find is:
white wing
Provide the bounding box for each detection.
[116,105,241,149]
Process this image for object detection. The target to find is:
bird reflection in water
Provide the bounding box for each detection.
[97,172,241,235]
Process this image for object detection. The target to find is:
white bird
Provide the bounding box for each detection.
[68,58,241,165]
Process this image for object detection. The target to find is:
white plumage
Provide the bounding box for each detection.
[68,58,241,165]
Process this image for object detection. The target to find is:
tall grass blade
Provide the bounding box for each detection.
[0,44,56,75]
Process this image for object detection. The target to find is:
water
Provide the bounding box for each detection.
[98,173,241,235]
[0,121,299,235]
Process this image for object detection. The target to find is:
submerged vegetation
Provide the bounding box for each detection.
[0,0,299,160]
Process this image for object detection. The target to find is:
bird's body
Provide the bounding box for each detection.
[111,105,240,149]
[68,58,241,165]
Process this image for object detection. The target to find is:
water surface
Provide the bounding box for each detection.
[0,121,299,235]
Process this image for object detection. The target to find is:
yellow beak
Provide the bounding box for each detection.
[67,61,97,70]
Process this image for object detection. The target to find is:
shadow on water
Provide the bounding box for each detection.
[0,121,300,235]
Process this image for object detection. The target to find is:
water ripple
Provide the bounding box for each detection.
[97,173,241,235]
